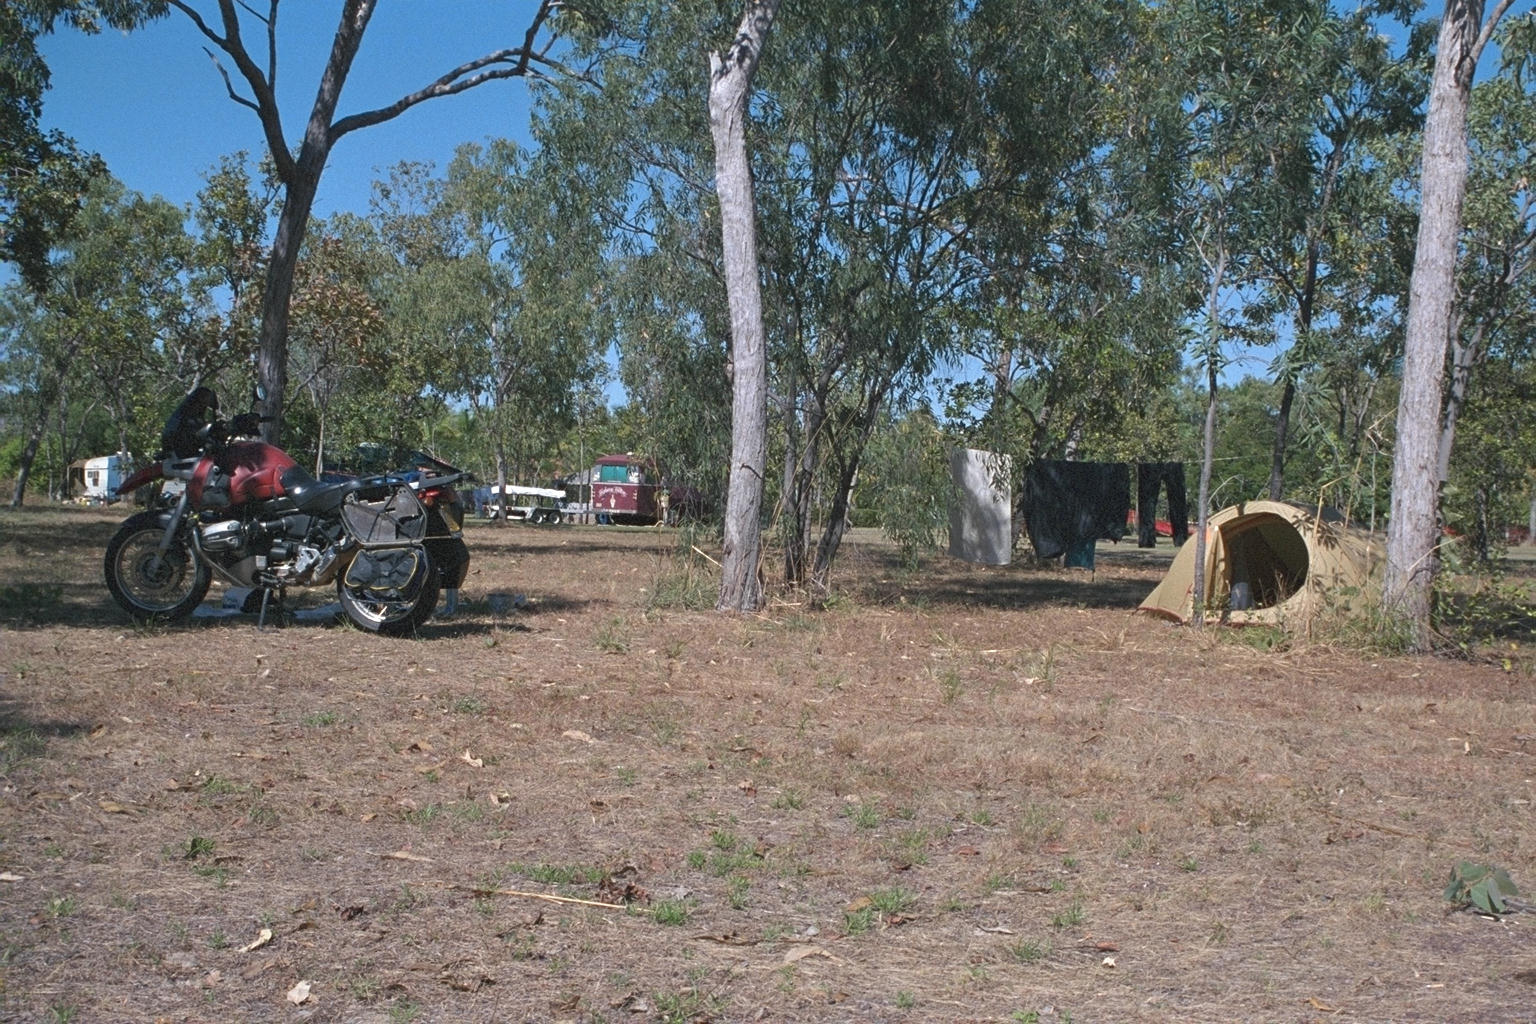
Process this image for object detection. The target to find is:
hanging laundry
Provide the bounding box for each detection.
[1135,462,1189,547]
[1021,461,1130,563]
[948,448,1013,565]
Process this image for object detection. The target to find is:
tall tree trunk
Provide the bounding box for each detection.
[1383,0,1509,647]
[313,410,328,477]
[710,0,780,614]
[1191,359,1220,628]
[169,0,559,442]
[257,173,322,442]
[783,405,819,588]
[7,336,81,508]
[1267,375,1296,500]
[9,430,43,508]
[1191,244,1228,629]
[809,398,885,596]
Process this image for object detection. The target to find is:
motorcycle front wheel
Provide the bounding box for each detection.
[336,551,440,637]
[104,512,212,624]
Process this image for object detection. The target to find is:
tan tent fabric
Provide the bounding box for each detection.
[1138,500,1384,626]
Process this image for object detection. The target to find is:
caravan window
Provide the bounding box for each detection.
[598,464,629,483]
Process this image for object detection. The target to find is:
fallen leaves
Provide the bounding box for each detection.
[286,979,312,1005]
[382,849,433,864]
[595,876,650,905]
[238,927,273,953]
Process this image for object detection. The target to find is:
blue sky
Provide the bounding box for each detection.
[39,3,543,222]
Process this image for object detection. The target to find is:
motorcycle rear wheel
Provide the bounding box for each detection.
[104,513,212,624]
[336,552,440,637]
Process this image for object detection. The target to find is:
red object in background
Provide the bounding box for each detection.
[592,453,662,525]
[1126,509,1173,537]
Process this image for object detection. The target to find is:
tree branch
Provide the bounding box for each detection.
[1472,0,1518,64]
[201,45,260,115]
[167,0,294,182]
[331,54,574,140]
[329,0,564,141]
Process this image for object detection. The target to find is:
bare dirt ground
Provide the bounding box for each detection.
[2,504,1534,1024]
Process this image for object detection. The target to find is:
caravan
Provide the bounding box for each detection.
[73,454,133,503]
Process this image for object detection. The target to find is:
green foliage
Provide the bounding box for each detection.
[645,526,719,612]
[1050,898,1085,929]
[1444,861,1521,915]
[1434,568,1536,655]
[650,899,692,926]
[2,1,168,291]
[594,616,630,654]
[0,723,47,772]
[860,407,952,566]
[1010,938,1052,964]
[180,836,215,860]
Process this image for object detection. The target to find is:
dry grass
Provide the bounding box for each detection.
[1,505,1534,1022]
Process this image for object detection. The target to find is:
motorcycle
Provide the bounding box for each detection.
[105,386,440,635]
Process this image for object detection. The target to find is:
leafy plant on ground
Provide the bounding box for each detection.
[1445,861,1521,915]
[648,532,718,611]
[594,615,630,653]
[651,899,692,926]
[1010,938,1052,963]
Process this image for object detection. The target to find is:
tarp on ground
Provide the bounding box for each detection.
[1138,500,1384,626]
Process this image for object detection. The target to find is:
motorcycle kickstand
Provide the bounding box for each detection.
[255,585,287,631]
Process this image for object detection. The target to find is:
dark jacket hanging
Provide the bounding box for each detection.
[1021,461,1130,560]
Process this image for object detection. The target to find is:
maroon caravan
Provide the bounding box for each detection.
[591,453,664,525]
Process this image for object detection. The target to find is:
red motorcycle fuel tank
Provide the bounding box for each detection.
[213,441,298,506]
[173,443,299,509]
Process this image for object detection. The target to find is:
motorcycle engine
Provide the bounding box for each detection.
[199,519,247,552]
[198,512,345,587]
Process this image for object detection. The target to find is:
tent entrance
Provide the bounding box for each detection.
[1221,513,1308,612]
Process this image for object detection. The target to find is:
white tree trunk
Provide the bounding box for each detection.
[710,1,780,613]
[1383,0,1509,647]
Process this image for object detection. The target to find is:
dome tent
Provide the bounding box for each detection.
[1138,501,1384,626]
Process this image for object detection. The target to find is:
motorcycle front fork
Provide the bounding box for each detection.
[152,488,195,573]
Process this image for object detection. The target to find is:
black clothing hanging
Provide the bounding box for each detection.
[1021,461,1130,561]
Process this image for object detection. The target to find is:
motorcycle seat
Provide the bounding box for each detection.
[280,468,360,513]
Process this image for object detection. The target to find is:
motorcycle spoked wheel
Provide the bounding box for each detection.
[104,512,212,624]
[335,550,440,637]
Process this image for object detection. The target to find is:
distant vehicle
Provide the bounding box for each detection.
[591,453,662,525]
[74,454,133,503]
[487,484,566,524]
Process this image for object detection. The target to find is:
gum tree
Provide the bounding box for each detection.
[158,0,579,441]
[710,0,780,613]
[1383,0,1518,646]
